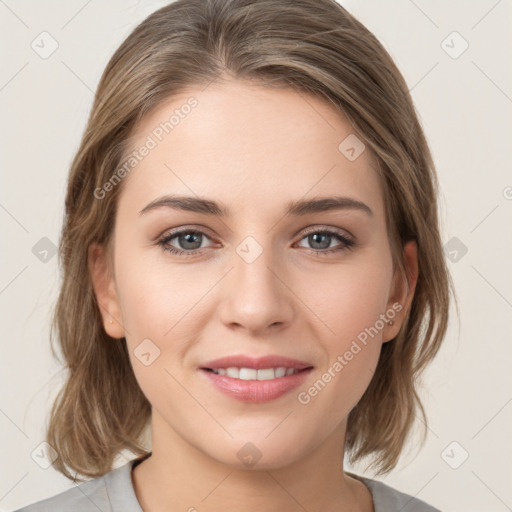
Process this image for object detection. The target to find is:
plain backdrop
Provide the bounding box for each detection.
[1,1,511,511]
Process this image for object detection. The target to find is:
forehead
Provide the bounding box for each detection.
[118,79,385,220]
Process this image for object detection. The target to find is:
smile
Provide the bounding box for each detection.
[205,367,302,380]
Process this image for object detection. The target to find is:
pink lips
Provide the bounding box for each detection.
[200,354,314,403]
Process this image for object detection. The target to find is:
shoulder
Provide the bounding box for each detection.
[359,475,441,512]
[12,474,110,512]
[13,460,139,512]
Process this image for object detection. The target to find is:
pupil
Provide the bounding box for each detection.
[180,232,201,250]
[310,233,329,250]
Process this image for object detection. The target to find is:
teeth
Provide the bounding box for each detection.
[257,368,275,380]
[274,367,287,378]
[239,368,257,380]
[211,366,301,380]
[226,367,239,378]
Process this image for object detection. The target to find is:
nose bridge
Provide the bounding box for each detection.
[218,233,293,331]
[233,233,281,297]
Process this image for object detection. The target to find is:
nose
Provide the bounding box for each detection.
[217,239,295,335]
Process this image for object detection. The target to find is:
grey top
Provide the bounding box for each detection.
[14,455,440,512]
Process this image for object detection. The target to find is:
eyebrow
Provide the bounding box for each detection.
[139,194,373,218]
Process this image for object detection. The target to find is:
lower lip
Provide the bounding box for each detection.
[200,368,313,402]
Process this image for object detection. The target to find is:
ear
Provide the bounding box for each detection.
[382,240,418,343]
[88,242,125,339]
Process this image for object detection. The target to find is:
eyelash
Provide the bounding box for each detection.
[157,226,357,257]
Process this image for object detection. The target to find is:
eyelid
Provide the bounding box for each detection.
[157,224,216,240]
[296,224,355,242]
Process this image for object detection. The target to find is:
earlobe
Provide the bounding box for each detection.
[88,242,125,339]
[383,240,418,343]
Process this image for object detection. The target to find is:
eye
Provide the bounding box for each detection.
[158,229,214,256]
[157,226,357,257]
[295,228,356,255]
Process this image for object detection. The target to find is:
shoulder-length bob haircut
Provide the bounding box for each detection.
[47,0,453,481]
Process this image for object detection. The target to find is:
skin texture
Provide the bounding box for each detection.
[89,79,418,512]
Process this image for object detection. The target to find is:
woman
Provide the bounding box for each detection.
[15,0,452,510]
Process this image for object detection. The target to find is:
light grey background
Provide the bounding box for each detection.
[1,1,511,511]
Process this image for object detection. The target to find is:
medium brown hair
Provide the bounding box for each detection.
[47,0,453,481]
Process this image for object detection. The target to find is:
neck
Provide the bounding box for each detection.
[131,412,373,512]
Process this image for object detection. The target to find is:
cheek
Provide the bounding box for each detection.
[295,253,392,406]
[115,247,206,338]
[303,251,392,342]
[113,249,218,402]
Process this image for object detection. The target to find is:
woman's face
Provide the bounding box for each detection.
[91,79,416,470]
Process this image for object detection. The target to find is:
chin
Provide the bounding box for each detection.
[202,432,309,472]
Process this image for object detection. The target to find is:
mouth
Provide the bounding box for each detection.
[201,366,312,380]
[199,355,314,402]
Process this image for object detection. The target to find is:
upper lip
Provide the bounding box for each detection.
[201,355,314,371]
